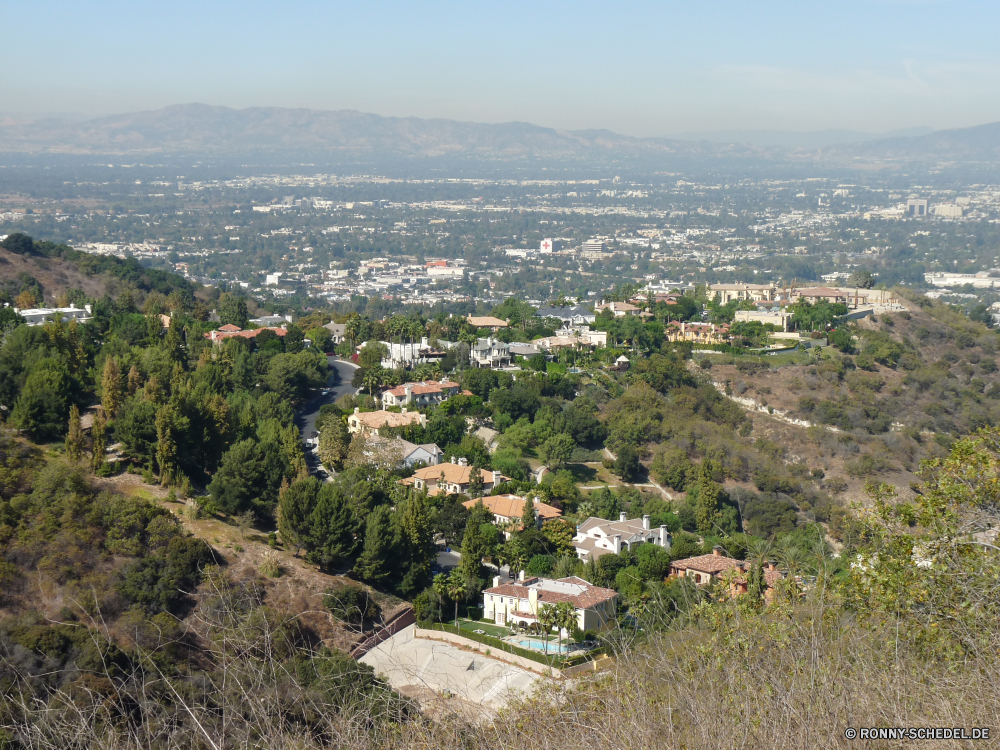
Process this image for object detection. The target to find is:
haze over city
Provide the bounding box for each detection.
[2,3,1000,749]
[5,0,1000,137]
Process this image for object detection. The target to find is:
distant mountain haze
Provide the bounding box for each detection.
[671,127,935,150]
[0,103,997,163]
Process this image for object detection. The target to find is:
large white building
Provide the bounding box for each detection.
[482,572,618,633]
[573,513,671,561]
[14,304,92,327]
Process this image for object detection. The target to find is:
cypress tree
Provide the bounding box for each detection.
[91,407,107,473]
[65,404,83,461]
[101,357,123,417]
[356,505,394,584]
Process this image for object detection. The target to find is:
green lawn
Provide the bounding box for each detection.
[565,463,599,483]
[457,619,511,638]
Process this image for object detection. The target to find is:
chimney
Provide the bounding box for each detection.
[518,569,525,582]
[619,512,627,523]
[451,456,457,464]
[642,514,650,531]
[421,336,428,347]
[493,470,501,485]
[768,561,777,572]
[533,496,539,505]
[493,576,501,588]
[401,407,407,414]
[613,534,622,554]
[354,407,360,414]
[528,588,539,613]
[712,546,723,557]
[458,457,468,467]
[659,525,671,549]
[403,384,413,404]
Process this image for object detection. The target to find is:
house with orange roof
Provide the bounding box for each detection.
[381,379,462,408]
[669,547,783,597]
[205,324,289,344]
[462,494,561,536]
[467,315,508,332]
[347,407,426,436]
[399,456,508,497]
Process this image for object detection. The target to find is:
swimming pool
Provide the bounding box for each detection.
[517,639,571,654]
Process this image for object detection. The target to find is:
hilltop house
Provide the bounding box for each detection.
[482,572,618,633]
[535,304,596,327]
[380,379,463,408]
[670,547,782,597]
[707,283,777,304]
[399,456,509,496]
[205,324,289,344]
[14,304,93,327]
[665,320,730,345]
[471,338,512,368]
[462,494,562,536]
[347,407,426,436]
[467,315,508,332]
[594,301,640,317]
[573,513,672,561]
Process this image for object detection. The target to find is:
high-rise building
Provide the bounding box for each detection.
[540,238,560,253]
[582,239,608,253]
[907,198,928,217]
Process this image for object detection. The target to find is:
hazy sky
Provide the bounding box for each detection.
[4,0,1000,136]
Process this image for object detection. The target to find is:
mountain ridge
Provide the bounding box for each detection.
[0,103,998,163]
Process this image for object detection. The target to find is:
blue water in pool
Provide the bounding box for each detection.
[517,639,571,653]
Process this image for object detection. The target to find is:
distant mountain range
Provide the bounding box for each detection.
[0,104,998,164]
[0,103,760,159]
[670,127,934,150]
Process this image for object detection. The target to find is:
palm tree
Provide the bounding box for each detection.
[445,568,467,628]
[536,604,557,656]
[554,601,577,655]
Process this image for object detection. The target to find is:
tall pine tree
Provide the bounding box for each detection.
[355,505,394,585]
[65,404,83,461]
[278,477,320,556]
[101,357,123,418]
[91,406,107,473]
[309,484,356,570]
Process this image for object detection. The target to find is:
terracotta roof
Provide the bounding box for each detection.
[409,463,507,486]
[468,315,508,327]
[349,410,424,429]
[462,494,561,523]
[483,576,617,610]
[383,380,460,398]
[671,553,746,575]
[218,324,242,332]
[205,326,288,341]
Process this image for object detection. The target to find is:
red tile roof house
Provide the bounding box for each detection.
[205,324,289,343]
[380,379,462,408]
[482,572,618,634]
[669,547,783,598]
[398,456,509,497]
[461,494,561,537]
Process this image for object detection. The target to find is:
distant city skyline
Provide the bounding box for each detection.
[4,0,1000,138]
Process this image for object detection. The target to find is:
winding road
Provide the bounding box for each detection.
[295,356,360,475]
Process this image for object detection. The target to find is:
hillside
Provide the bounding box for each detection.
[0,232,194,309]
[695,291,999,506]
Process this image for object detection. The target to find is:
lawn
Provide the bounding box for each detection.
[457,619,511,638]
